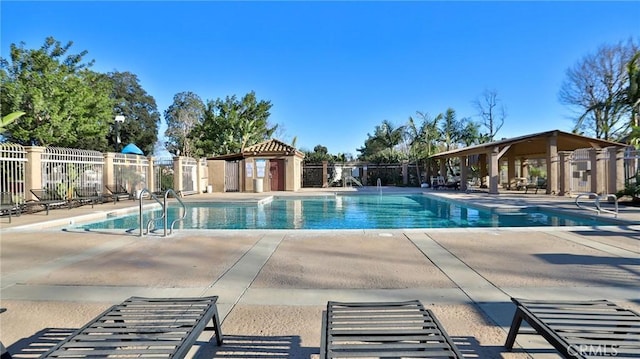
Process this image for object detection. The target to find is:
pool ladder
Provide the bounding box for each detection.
[575,192,618,218]
[138,188,187,237]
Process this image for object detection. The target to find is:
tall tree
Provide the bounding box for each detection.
[0,37,113,149]
[303,144,334,163]
[357,120,406,162]
[438,108,467,176]
[164,91,205,157]
[474,89,506,142]
[193,91,276,156]
[559,39,639,141]
[406,111,441,182]
[106,71,160,154]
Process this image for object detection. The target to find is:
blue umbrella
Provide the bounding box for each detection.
[121,143,144,155]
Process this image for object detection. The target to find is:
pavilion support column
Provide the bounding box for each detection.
[489,148,500,194]
[173,156,184,192]
[322,161,328,188]
[402,160,409,185]
[546,133,558,195]
[459,156,468,191]
[520,157,529,182]
[507,156,516,190]
[558,151,572,196]
[25,146,45,201]
[479,154,487,188]
[147,156,155,193]
[609,147,625,194]
[589,149,600,194]
[362,164,368,187]
[591,148,609,195]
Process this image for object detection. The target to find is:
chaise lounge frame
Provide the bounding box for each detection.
[505,298,640,358]
[105,184,133,204]
[27,188,70,215]
[320,300,463,359]
[0,192,21,223]
[39,296,223,359]
[73,187,103,208]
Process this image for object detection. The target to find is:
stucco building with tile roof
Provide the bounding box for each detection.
[207,139,305,192]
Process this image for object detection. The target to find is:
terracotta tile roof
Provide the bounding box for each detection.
[244,139,299,155]
[207,139,304,160]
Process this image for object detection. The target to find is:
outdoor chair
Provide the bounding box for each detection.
[524,178,547,194]
[39,296,223,359]
[0,192,21,223]
[26,188,70,215]
[105,184,133,204]
[73,187,103,208]
[320,300,463,358]
[505,298,640,358]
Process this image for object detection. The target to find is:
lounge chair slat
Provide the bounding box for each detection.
[536,312,640,320]
[49,348,176,356]
[330,334,445,342]
[330,329,443,336]
[327,349,457,358]
[73,334,186,340]
[331,342,452,350]
[58,340,185,347]
[546,325,640,333]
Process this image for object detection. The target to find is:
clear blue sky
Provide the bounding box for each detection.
[1,1,638,156]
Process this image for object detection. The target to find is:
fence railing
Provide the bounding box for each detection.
[625,148,640,187]
[181,157,197,193]
[0,144,207,202]
[113,153,149,193]
[570,148,592,193]
[0,143,27,203]
[42,147,104,199]
[154,158,174,193]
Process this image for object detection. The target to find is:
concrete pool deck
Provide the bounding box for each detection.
[1,187,639,358]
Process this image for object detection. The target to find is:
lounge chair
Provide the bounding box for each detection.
[73,186,103,208]
[320,300,463,358]
[524,178,547,194]
[40,296,223,359]
[26,188,69,215]
[0,192,21,223]
[505,298,640,358]
[105,184,133,204]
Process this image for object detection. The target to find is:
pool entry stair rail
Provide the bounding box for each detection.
[138,188,187,237]
[376,178,382,195]
[574,192,619,217]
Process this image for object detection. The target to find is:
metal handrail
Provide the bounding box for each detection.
[138,188,165,237]
[575,193,600,214]
[595,194,619,218]
[164,189,186,236]
[575,192,619,217]
[138,188,188,237]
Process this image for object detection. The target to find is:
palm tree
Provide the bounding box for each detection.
[0,111,25,133]
[407,112,441,183]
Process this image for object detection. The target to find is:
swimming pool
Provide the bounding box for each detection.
[79,194,617,230]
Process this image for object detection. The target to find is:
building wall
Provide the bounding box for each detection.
[207,160,226,193]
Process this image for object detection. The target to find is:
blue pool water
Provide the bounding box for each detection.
[79,194,616,230]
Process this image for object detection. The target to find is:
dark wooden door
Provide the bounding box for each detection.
[269,159,285,191]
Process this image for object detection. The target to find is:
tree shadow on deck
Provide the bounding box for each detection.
[535,253,640,286]
[198,335,315,359]
[7,328,75,359]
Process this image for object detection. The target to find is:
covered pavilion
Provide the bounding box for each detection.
[430,130,628,195]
